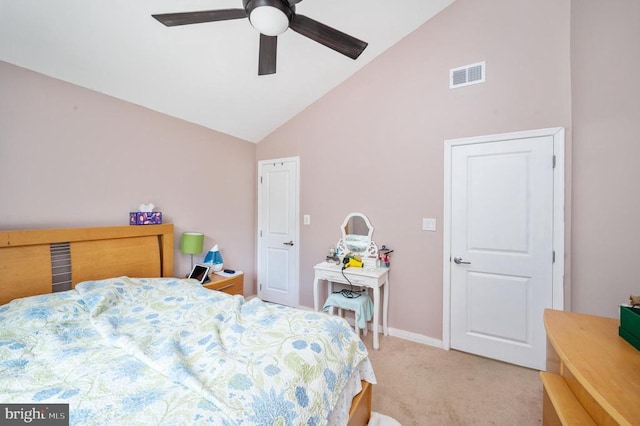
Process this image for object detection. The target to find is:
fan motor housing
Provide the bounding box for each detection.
[245,0,294,36]
[244,0,295,18]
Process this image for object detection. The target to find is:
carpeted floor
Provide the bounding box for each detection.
[360,333,542,425]
[368,412,402,425]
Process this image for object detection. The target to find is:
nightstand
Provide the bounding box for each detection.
[203,272,243,295]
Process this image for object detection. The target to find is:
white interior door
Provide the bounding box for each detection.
[257,157,299,307]
[445,129,564,371]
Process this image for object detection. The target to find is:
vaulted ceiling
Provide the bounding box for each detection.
[0,0,455,142]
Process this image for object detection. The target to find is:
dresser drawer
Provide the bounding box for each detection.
[318,270,370,286]
[318,271,347,283]
[203,273,243,295]
[347,276,368,285]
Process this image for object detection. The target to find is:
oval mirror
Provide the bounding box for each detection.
[341,213,374,254]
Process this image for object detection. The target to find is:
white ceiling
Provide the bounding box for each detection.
[0,0,454,143]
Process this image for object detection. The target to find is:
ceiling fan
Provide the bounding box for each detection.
[152,0,368,76]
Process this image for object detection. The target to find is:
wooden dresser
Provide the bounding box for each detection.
[541,309,640,425]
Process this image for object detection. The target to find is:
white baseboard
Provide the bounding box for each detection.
[342,318,444,350]
[386,326,443,349]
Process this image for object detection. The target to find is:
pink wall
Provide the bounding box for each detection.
[257,0,572,339]
[570,0,640,317]
[0,62,257,290]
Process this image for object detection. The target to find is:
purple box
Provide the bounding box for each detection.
[129,212,162,225]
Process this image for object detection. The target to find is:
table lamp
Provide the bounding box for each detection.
[180,232,204,270]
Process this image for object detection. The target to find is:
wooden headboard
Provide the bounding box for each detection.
[0,224,174,305]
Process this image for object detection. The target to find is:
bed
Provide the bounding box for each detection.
[0,224,375,425]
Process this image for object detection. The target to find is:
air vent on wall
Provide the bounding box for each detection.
[450,61,486,89]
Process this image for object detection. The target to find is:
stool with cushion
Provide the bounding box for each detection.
[323,291,374,337]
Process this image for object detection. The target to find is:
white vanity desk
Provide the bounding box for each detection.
[313,261,390,350]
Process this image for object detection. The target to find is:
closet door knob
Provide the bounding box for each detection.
[453,257,471,265]
[283,241,294,246]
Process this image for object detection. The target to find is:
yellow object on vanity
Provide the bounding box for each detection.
[203,272,243,296]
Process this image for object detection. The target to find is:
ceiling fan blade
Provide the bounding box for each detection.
[152,9,247,27]
[258,34,278,76]
[289,14,368,60]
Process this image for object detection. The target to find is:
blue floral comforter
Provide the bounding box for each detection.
[0,277,376,425]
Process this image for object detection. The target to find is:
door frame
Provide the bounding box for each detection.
[442,127,565,350]
[257,156,301,306]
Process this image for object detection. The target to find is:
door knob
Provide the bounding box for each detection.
[453,257,471,264]
[283,241,294,246]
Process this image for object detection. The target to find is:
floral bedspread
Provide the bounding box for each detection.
[0,277,375,425]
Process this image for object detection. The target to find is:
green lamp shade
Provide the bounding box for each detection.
[180,232,204,255]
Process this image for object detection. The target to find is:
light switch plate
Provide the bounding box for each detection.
[303,215,311,225]
[422,218,436,231]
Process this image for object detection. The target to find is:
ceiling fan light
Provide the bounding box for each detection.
[249,6,289,36]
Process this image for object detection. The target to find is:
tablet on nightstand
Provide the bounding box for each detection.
[188,264,211,284]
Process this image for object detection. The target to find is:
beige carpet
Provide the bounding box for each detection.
[360,333,542,425]
[368,412,402,425]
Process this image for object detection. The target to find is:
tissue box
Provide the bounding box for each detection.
[619,306,640,351]
[129,212,162,225]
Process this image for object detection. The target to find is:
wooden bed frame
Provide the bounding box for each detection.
[0,223,371,425]
[0,224,173,305]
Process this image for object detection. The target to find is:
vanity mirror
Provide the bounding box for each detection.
[336,212,379,269]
